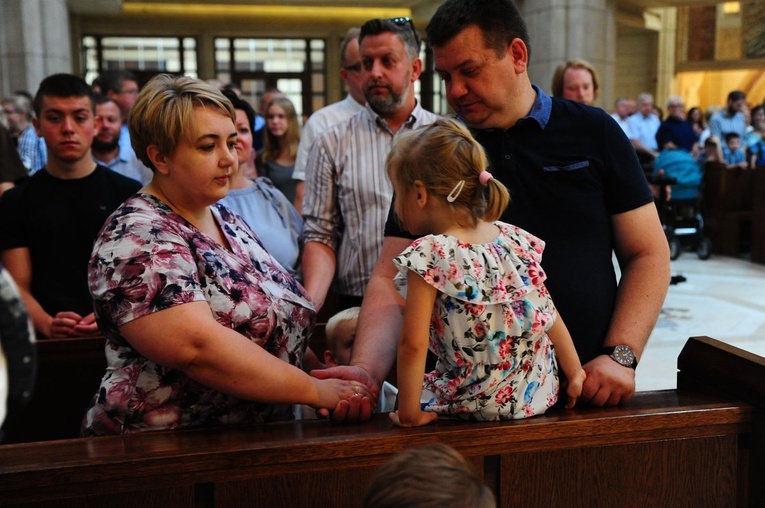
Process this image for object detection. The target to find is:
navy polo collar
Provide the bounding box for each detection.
[458,84,551,133]
[526,84,552,130]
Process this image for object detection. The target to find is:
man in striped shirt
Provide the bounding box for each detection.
[1,95,46,174]
[302,17,439,312]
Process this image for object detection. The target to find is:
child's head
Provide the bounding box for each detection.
[703,137,721,161]
[724,132,741,151]
[363,443,496,508]
[324,306,360,367]
[386,118,510,232]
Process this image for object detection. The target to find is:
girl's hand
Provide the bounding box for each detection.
[389,409,438,428]
[310,378,372,411]
[563,368,587,409]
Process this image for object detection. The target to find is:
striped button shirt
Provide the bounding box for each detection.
[17,125,47,174]
[302,101,440,297]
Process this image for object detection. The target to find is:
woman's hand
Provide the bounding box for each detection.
[389,409,437,428]
[73,313,101,336]
[310,365,380,421]
[310,377,373,411]
[50,312,101,338]
[563,368,587,409]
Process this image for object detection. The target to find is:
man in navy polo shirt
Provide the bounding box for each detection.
[313,0,670,421]
[655,96,698,153]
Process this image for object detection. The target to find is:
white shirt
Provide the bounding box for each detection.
[610,113,633,139]
[627,112,661,151]
[292,95,365,181]
[302,102,440,297]
[93,147,153,185]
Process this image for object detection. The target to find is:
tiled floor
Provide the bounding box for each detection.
[635,253,765,392]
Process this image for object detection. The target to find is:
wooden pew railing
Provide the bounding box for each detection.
[2,336,107,444]
[752,165,765,264]
[0,336,762,508]
[703,162,755,257]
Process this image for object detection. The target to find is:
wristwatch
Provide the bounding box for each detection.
[601,345,638,369]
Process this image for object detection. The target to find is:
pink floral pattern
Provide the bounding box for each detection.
[393,222,559,421]
[82,194,315,435]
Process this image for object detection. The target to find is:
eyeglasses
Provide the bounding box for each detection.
[343,63,362,73]
[388,16,420,48]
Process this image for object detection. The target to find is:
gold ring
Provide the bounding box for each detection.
[353,385,360,394]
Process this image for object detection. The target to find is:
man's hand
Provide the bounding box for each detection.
[580,355,636,406]
[310,365,380,422]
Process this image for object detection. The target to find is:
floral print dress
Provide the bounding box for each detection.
[82,194,315,435]
[392,222,559,421]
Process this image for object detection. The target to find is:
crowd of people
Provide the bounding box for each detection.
[0,0,760,454]
[551,59,765,172]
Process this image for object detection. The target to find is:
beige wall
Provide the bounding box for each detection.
[614,29,659,110]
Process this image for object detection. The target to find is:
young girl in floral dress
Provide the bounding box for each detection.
[387,119,586,427]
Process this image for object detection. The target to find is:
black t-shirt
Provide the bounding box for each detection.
[385,92,653,364]
[0,165,141,317]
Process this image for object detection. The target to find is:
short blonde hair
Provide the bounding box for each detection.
[386,118,510,227]
[325,306,360,354]
[128,74,235,171]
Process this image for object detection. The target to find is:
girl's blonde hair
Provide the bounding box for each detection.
[262,96,301,163]
[128,74,236,172]
[386,118,509,226]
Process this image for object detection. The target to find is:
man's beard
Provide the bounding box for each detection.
[92,135,119,153]
[365,78,409,115]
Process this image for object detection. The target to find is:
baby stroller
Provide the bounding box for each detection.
[652,149,712,260]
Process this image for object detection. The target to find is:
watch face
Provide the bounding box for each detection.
[613,345,635,366]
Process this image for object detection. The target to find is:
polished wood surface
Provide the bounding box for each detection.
[678,336,765,507]
[0,337,761,507]
[0,391,755,507]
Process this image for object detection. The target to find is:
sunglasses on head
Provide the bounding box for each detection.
[388,16,420,47]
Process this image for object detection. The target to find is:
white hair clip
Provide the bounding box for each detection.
[446,180,465,203]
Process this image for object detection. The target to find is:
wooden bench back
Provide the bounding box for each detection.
[0,337,762,507]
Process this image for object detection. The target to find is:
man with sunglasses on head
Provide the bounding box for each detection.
[314,0,670,422]
[293,27,366,213]
[302,17,439,316]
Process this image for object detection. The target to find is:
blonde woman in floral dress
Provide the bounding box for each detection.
[387,119,586,427]
[82,76,367,435]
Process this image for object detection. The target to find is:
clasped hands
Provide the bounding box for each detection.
[310,365,378,422]
[48,311,101,338]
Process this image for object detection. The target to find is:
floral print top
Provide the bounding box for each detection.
[392,222,559,421]
[82,194,315,435]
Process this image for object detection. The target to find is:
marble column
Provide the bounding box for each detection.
[0,0,72,98]
[517,0,617,109]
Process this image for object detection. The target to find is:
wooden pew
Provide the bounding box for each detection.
[751,165,765,264]
[2,336,106,444]
[703,162,755,257]
[0,336,761,508]
[3,325,330,444]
